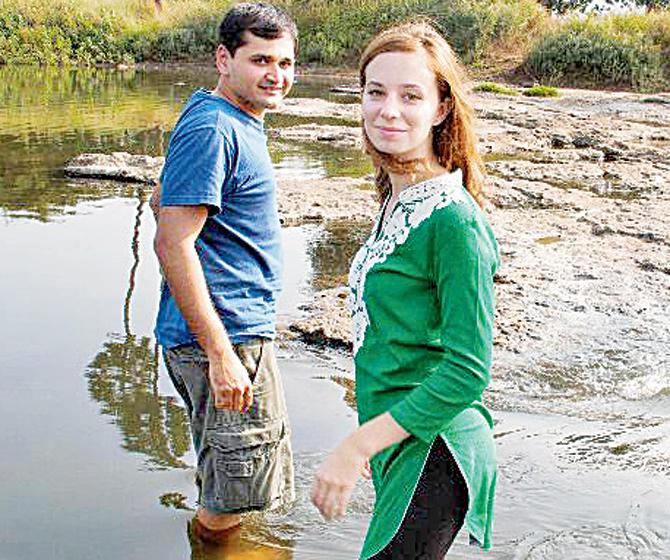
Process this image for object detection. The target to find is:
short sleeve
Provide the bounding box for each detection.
[160,122,233,215]
[389,206,498,443]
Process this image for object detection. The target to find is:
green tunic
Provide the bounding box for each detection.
[349,170,499,558]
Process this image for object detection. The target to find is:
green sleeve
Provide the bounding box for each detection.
[389,208,497,443]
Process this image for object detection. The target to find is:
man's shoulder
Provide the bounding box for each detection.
[178,92,227,130]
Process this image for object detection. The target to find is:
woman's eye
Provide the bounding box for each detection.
[366,89,383,97]
[404,92,422,101]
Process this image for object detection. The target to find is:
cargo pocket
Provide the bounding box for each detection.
[208,420,286,511]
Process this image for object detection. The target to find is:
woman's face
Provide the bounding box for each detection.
[362,49,447,163]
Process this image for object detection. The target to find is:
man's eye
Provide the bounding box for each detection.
[253,57,269,64]
[279,60,293,69]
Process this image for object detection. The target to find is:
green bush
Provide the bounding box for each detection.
[523,85,559,97]
[526,13,670,91]
[473,82,519,95]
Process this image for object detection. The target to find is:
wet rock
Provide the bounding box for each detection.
[290,287,352,349]
[572,134,600,149]
[578,148,604,162]
[636,259,670,275]
[67,87,670,381]
[64,152,164,184]
[278,176,376,225]
[270,124,361,149]
[280,98,360,121]
[329,85,361,95]
[65,152,376,226]
[551,133,570,149]
[601,145,625,162]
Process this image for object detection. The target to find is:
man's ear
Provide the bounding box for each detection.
[433,98,453,127]
[215,44,232,76]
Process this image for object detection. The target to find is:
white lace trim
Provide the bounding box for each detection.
[348,170,468,357]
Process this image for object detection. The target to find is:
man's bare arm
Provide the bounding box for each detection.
[149,183,161,220]
[154,206,252,411]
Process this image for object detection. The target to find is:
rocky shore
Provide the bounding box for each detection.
[65,88,670,411]
[285,90,670,416]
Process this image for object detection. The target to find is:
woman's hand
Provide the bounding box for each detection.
[311,413,409,521]
[311,438,368,521]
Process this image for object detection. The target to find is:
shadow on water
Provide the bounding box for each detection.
[85,188,191,470]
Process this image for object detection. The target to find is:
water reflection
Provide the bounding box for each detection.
[0,65,371,221]
[86,188,191,470]
[290,74,359,105]
[270,140,372,180]
[305,222,370,291]
[189,523,293,560]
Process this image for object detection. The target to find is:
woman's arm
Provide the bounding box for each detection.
[311,412,409,520]
[389,209,497,442]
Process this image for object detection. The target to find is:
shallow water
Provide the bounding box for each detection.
[1,66,669,560]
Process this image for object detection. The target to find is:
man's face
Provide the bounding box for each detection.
[216,31,295,118]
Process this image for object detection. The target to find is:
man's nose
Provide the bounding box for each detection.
[266,63,281,84]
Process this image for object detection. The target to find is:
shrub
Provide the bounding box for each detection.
[525,12,670,91]
[523,85,560,96]
[473,82,519,95]
[0,0,229,64]
[280,0,547,66]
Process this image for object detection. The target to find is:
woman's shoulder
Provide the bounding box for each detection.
[399,170,471,223]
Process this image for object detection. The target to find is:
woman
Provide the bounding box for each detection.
[311,21,499,559]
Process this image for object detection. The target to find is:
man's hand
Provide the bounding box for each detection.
[208,352,253,412]
[155,206,252,412]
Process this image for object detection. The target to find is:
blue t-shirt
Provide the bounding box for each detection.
[155,89,282,347]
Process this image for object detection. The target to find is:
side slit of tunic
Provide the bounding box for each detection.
[348,170,499,559]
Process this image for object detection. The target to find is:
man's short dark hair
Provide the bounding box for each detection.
[219,3,298,56]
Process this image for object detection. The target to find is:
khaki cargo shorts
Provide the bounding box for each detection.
[164,339,295,514]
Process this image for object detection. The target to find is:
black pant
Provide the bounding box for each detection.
[369,437,469,560]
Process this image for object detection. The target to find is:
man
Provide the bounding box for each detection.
[153,2,297,542]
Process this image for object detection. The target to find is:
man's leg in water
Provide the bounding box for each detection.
[165,341,294,541]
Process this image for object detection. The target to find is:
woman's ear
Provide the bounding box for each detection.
[433,98,452,127]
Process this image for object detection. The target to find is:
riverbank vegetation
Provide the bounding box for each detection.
[526,12,670,90]
[0,0,668,90]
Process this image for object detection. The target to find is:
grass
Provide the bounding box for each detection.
[278,0,548,66]
[0,0,232,64]
[523,85,560,97]
[473,82,520,95]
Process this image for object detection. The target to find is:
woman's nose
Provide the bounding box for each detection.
[379,96,400,120]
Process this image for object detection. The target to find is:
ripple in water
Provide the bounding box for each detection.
[515,522,669,560]
[242,452,373,559]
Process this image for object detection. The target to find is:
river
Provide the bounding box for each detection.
[0,64,668,560]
